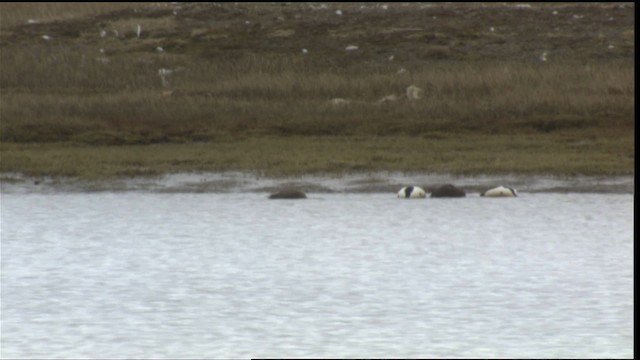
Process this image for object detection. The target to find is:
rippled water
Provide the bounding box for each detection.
[1,191,634,358]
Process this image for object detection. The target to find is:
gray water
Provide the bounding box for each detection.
[0,190,634,358]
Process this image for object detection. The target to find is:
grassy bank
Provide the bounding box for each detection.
[0,3,635,178]
[1,129,634,179]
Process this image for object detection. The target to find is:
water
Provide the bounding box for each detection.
[1,190,634,358]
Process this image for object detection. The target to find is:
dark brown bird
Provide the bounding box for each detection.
[268,189,307,199]
[430,184,466,198]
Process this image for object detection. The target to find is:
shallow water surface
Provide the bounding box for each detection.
[1,192,634,358]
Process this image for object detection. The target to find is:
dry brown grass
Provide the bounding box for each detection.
[0,53,633,143]
[0,3,147,28]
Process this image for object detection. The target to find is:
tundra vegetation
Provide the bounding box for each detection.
[0,3,634,179]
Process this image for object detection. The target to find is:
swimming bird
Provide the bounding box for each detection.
[430,184,466,198]
[397,186,426,199]
[269,189,307,199]
[480,186,517,197]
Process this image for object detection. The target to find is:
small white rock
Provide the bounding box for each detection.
[156,46,164,52]
[335,9,343,16]
[539,51,548,62]
[27,19,40,24]
[42,35,51,41]
[302,48,308,54]
[406,85,424,100]
[345,45,359,51]
[329,98,350,106]
[100,30,107,37]
[378,94,399,103]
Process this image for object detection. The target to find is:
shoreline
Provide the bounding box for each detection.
[1,132,634,180]
[1,171,634,195]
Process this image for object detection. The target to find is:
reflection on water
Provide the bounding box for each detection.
[1,192,633,358]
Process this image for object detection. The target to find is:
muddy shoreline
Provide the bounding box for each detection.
[1,172,634,195]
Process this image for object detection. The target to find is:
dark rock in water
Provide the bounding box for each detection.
[268,189,307,199]
[430,184,466,198]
